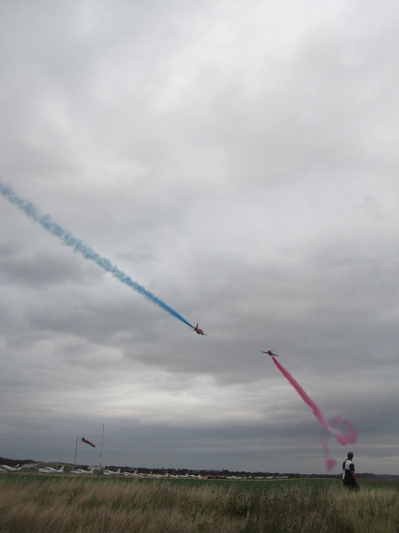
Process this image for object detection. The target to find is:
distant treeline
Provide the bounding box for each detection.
[0,457,36,467]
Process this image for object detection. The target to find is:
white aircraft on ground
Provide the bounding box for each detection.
[0,464,21,472]
[104,468,121,476]
[122,469,139,477]
[71,467,94,475]
[38,466,65,474]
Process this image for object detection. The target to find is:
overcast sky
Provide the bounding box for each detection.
[1,0,399,475]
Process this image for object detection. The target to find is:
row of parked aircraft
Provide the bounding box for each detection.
[1,464,275,480]
[38,466,95,475]
[120,470,206,479]
[0,464,204,477]
[0,464,209,478]
[0,464,95,475]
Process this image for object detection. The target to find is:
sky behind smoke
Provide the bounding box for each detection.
[1,0,399,474]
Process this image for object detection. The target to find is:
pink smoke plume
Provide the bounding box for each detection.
[271,357,357,470]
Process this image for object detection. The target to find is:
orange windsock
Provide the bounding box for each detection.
[81,437,96,448]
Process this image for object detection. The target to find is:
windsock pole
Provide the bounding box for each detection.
[99,423,104,467]
[73,437,79,470]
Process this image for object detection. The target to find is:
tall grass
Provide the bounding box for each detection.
[0,475,398,532]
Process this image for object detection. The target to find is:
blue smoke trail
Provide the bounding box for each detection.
[0,181,194,329]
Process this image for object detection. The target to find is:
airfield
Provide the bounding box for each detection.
[1,468,398,533]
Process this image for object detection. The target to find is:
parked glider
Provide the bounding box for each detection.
[262,349,280,356]
[193,324,207,336]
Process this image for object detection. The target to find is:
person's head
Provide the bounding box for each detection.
[347,452,354,460]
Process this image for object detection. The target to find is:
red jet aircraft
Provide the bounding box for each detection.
[193,323,207,335]
[262,349,280,356]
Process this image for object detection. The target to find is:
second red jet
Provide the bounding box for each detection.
[262,349,280,356]
[193,323,207,335]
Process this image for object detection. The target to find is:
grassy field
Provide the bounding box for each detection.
[0,473,398,532]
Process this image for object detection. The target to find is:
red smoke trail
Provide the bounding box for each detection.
[271,357,357,470]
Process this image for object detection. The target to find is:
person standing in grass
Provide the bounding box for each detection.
[342,451,359,490]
